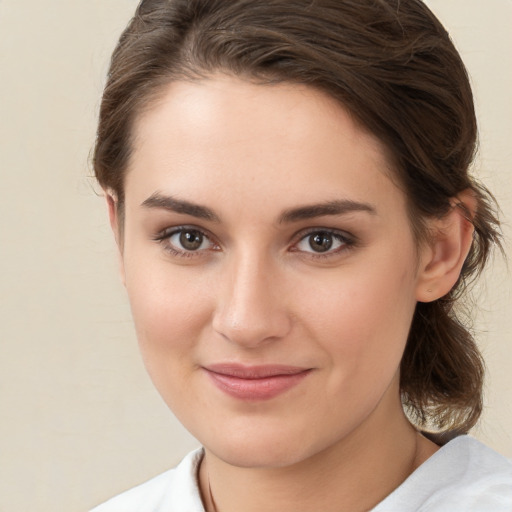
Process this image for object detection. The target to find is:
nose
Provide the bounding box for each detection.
[212,252,292,348]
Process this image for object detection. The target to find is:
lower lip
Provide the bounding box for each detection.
[205,370,311,401]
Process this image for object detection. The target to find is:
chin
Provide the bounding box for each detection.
[199,420,330,469]
[212,440,307,469]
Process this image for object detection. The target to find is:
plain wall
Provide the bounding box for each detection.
[0,1,510,511]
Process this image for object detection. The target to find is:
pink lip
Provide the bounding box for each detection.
[203,364,312,401]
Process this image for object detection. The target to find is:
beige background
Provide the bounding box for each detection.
[0,1,510,511]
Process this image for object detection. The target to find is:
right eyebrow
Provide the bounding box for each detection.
[141,192,220,222]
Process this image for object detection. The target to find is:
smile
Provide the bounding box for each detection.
[203,364,312,401]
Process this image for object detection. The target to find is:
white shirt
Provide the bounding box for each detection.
[91,436,512,511]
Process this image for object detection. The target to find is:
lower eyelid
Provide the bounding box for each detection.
[169,231,211,250]
[154,227,221,257]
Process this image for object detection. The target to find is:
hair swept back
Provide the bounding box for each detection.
[94,0,502,434]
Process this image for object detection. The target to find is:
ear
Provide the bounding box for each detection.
[106,192,126,285]
[416,190,476,302]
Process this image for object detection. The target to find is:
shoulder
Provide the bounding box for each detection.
[90,448,205,512]
[373,436,512,512]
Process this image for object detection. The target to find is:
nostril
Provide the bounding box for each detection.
[212,303,292,348]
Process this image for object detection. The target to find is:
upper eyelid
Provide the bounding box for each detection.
[289,228,357,257]
[154,225,352,239]
[291,226,354,243]
[154,224,214,241]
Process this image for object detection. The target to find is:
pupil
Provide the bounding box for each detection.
[180,230,203,250]
[310,232,333,252]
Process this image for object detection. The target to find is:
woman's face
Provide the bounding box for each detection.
[117,75,428,468]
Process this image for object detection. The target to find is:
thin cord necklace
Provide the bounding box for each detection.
[207,472,219,512]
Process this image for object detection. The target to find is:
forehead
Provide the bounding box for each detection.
[132,74,385,162]
[126,74,405,222]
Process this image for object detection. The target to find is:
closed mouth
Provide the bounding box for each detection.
[202,363,312,400]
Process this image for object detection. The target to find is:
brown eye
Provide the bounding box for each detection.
[160,227,215,255]
[308,232,333,252]
[294,229,350,256]
[179,230,204,251]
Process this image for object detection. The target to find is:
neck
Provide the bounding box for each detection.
[198,394,438,512]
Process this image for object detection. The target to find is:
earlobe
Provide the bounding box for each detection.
[105,192,126,285]
[416,191,476,303]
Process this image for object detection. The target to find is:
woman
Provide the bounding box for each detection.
[91,0,511,510]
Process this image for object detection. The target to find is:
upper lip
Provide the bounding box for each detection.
[204,363,311,379]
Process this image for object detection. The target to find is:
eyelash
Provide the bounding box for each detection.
[153,226,219,259]
[153,226,357,260]
[290,228,356,259]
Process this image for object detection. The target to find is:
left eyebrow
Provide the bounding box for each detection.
[278,199,377,224]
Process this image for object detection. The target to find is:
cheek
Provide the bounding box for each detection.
[123,262,217,417]
[298,256,418,376]
[123,254,212,365]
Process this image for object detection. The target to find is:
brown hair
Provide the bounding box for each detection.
[94,0,501,433]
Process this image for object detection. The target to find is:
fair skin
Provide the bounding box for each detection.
[107,75,474,512]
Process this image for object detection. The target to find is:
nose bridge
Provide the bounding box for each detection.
[212,247,291,347]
